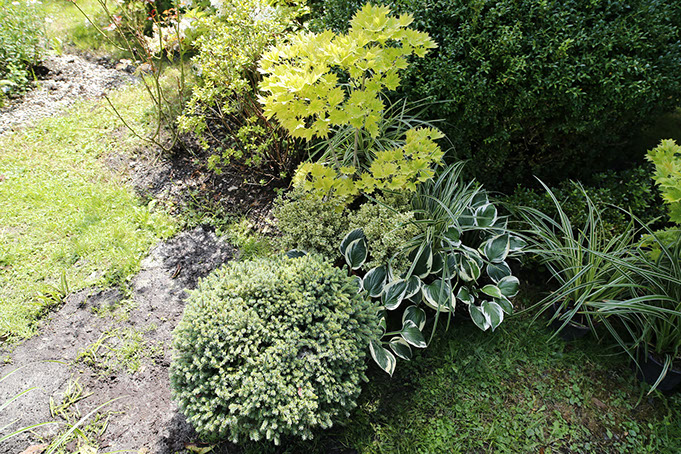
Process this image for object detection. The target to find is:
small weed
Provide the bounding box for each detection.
[179,190,234,235]
[49,377,93,424]
[226,218,272,260]
[76,325,160,375]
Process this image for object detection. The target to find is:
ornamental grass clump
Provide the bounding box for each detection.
[170,254,380,445]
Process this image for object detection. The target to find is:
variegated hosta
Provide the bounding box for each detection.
[340,196,525,376]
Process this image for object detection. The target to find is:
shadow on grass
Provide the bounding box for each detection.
[223,311,681,454]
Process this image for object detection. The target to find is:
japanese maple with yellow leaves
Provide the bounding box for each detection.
[258,3,443,201]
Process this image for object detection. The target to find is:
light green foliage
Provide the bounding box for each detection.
[225,218,272,260]
[0,85,177,340]
[170,254,380,445]
[647,139,681,224]
[347,195,417,271]
[273,188,350,258]
[0,0,45,102]
[259,3,441,200]
[274,188,416,265]
[259,3,436,140]
[293,126,444,200]
[179,0,302,174]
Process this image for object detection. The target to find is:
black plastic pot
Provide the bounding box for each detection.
[549,302,590,341]
[635,351,681,393]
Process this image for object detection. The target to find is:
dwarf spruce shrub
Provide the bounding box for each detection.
[170,254,380,445]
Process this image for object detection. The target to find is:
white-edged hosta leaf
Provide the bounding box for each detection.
[487,262,512,282]
[400,320,427,348]
[431,252,445,275]
[344,237,368,270]
[369,340,396,376]
[405,275,421,299]
[483,233,510,263]
[481,284,503,299]
[441,253,458,279]
[495,296,514,315]
[471,191,488,208]
[423,279,455,311]
[378,313,387,336]
[382,279,407,310]
[497,275,520,298]
[443,226,461,246]
[407,243,433,278]
[458,255,481,282]
[403,305,427,330]
[340,228,366,255]
[456,286,474,305]
[509,235,527,252]
[493,217,508,229]
[389,336,412,360]
[363,266,387,298]
[475,203,497,227]
[459,208,475,227]
[350,275,363,293]
[285,249,306,259]
[469,304,490,331]
[481,300,504,331]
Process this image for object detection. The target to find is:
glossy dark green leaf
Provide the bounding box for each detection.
[456,286,474,305]
[481,284,503,299]
[495,296,514,315]
[404,275,421,299]
[423,279,454,311]
[285,249,306,259]
[481,300,504,331]
[483,233,510,263]
[443,226,462,246]
[431,252,445,275]
[487,261,512,282]
[363,266,387,298]
[407,243,433,278]
[471,191,488,208]
[469,305,490,331]
[498,275,520,298]
[509,235,527,252]
[403,305,427,330]
[475,203,497,227]
[400,320,427,348]
[459,207,476,227]
[458,255,481,282]
[344,237,367,270]
[382,279,407,310]
[389,336,412,360]
[369,340,396,376]
[340,228,366,255]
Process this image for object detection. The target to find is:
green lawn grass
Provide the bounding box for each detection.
[239,313,680,454]
[0,86,176,341]
[42,0,125,57]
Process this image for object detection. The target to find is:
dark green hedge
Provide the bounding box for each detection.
[309,0,681,189]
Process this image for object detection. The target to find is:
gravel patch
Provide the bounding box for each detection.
[0,54,135,135]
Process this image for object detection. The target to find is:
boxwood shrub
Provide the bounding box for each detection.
[170,254,380,445]
[308,0,681,189]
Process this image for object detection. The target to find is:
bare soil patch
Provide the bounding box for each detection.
[0,227,235,453]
